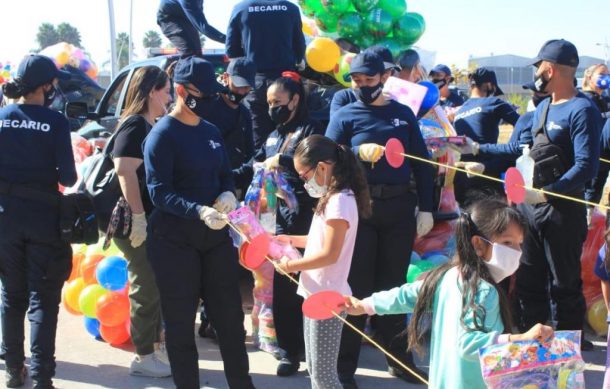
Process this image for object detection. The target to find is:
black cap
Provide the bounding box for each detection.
[429,64,453,79]
[365,46,400,72]
[470,67,504,96]
[173,56,226,95]
[16,54,70,88]
[530,39,579,68]
[227,58,256,88]
[349,52,385,76]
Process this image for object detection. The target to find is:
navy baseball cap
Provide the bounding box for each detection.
[16,54,70,88]
[227,58,256,88]
[173,56,226,95]
[349,52,385,76]
[529,39,579,68]
[429,64,453,79]
[470,67,504,96]
[365,46,400,72]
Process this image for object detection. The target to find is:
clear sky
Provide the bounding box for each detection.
[1,0,608,70]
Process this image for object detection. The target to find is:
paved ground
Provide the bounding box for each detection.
[0,303,606,389]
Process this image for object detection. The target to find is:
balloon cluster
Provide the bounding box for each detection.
[0,62,12,85]
[39,42,99,80]
[62,240,131,346]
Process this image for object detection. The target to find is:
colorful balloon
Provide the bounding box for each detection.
[352,0,379,14]
[68,252,85,282]
[406,260,437,283]
[586,298,609,336]
[378,38,403,59]
[332,53,356,87]
[315,9,339,33]
[80,254,104,285]
[321,0,351,15]
[418,80,440,112]
[407,12,426,32]
[363,8,394,40]
[306,37,341,72]
[95,256,128,291]
[64,277,87,313]
[78,284,108,318]
[337,12,363,41]
[96,292,130,327]
[84,317,101,338]
[62,287,82,316]
[379,0,407,19]
[100,322,131,346]
[393,13,425,46]
[299,0,324,17]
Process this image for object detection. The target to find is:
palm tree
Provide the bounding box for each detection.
[143,30,162,49]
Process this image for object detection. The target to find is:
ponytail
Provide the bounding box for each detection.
[2,79,32,99]
[295,135,371,218]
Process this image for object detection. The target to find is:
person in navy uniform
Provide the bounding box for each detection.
[326,52,433,387]
[157,0,226,57]
[429,64,464,109]
[143,56,255,389]
[0,55,75,389]
[226,0,306,149]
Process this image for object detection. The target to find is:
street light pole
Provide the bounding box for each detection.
[108,0,118,79]
[128,0,133,65]
[597,38,610,66]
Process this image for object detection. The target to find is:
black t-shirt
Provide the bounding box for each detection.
[112,115,154,215]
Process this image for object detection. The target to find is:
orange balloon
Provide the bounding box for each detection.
[96,292,130,327]
[100,322,131,346]
[80,254,104,285]
[64,277,86,313]
[68,253,85,282]
[62,288,82,316]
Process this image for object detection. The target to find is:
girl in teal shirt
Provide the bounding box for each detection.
[346,198,554,388]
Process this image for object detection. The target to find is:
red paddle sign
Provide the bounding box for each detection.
[385,138,405,168]
[241,234,270,270]
[302,290,346,320]
[504,167,526,204]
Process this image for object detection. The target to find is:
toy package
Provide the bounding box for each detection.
[478,331,585,389]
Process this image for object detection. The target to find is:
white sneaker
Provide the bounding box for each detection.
[154,343,170,365]
[129,353,172,378]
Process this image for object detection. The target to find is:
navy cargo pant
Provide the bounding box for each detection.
[338,189,418,379]
[147,210,253,389]
[0,195,71,384]
[515,199,588,332]
[244,72,282,150]
[158,16,202,58]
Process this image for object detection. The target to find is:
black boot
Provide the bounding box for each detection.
[33,379,56,389]
[6,366,27,388]
[276,355,300,377]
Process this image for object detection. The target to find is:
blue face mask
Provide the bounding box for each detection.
[596,74,610,90]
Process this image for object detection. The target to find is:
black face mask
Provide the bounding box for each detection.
[185,93,215,119]
[433,79,448,89]
[534,72,550,93]
[43,85,57,107]
[227,91,246,104]
[269,104,293,124]
[355,82,384,105]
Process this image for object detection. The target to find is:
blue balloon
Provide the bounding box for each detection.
[418,80,440,113]
[95,256,128,291]
[84,317,100,338]
[410,251,421,263]
[421,250,444,259]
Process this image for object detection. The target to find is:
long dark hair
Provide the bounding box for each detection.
[270,73,309,124]
[3,78,41,99]
[120,66,169,120]
[407,198,525,355]
[295,134,371,218]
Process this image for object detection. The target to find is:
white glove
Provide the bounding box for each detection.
[214,191,237,214]
[454,161,485,178]
[450,137,479,156]
[416,211,434,237]
[129,212,147,248]
[264,154,281,170]
[358,144,385,163]
[586,207,594,226]
[296,60,306,71]
[199,206,228,230]
[525,189,547,205]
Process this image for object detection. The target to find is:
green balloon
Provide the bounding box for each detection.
[299,0,324,17]
[353,34,378,50]
[352,0,379,14]
[379,0,407,19]
[363,8,394,40]
[315,10,339,33]
[78,284,108,318]
[407,12,426,32]
[337,12,363,41]
[321,0,351,15]
[393,13,424,46]
[378,39,403,60]
[406,261,437,283]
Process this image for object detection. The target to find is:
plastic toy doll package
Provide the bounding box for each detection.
[478,331,585,389]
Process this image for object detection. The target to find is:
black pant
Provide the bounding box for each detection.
[338,192,418,379]
[147,211,253,389]
[244,73,282,150]
[158,18,202,58]
[0,196,71,383]
[273,203,314,359]
[515,200,588,332]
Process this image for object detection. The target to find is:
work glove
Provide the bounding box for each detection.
[416,211,434,237]
[524,189,547,205]
[454,161,485,178]
[214,191,237,214]
[264,154,281,170]
[358,143,385,163]
[199,206,228,230]
[129,212,147,248]
[586,206,594,227]
[450,137,479,156]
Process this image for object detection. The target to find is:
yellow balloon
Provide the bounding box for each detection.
[586,298,608,336]
[56,51,70,66]
[332,53,356,87]
[306,37,341,73]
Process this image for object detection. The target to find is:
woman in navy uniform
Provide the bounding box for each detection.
[0,55,76,389]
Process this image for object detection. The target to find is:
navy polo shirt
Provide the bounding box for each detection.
[325,100,434,211]
[454,97,520,144]
[586,118,610,203]
[0,104,76,189]
[158,0,226,43]
[479,110,535,160]
[143,116,235,220]
[226,0,305,73]
[330,89,357,116]
[439,90,465,109]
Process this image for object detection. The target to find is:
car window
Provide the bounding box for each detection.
[102,73,128,116]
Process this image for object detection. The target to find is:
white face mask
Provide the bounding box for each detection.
[304,165,328,199]
[481,238,522,283]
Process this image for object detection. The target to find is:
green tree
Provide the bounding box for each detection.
[36,23,60,50]
[57,23,82,48]
[116,32,134,69]
[143,30,162,49]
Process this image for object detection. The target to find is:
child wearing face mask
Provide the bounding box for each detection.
[275,134,371,389]
[345,198,554,389]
